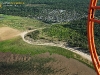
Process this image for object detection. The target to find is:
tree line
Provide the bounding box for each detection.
[0,0,89,23]
[42,18,100,55]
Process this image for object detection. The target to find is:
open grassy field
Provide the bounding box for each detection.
[0,14,48,31]
[0,36,75,57]
[0,35,96,74]
[0,14,96,75]
[0,14,93,67]
[0,36,93,68]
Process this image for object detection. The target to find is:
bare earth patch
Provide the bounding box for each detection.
[0,27,20,41]
[0,52,96,75]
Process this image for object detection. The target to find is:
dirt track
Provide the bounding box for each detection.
[0,27,97,75]
[20,28,92,62]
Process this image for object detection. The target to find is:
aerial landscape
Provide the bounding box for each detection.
[0,0,100,75]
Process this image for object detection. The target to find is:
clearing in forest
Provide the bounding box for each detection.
[0,27,20,41]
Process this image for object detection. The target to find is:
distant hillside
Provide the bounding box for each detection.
[0,0,89,23]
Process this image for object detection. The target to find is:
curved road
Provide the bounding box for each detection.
[20,28,92,62]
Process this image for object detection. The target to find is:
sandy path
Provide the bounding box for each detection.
[0,27,20,41]
[20,28,92,62]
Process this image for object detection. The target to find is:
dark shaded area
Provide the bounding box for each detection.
[0,54,54,75]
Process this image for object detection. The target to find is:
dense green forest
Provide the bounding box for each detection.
[42,18,87,49]
[41,18,100,55]
[0,0,89,23]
